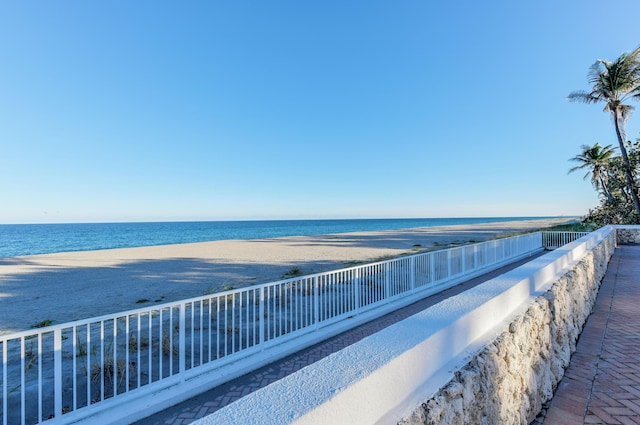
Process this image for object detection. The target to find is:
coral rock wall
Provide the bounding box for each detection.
[400,231,616,425]
[615,226,640,244]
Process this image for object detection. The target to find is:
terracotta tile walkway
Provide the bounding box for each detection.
[134,254,542,425]
[542,244,640,425]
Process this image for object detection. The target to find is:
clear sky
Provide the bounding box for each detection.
[1,1,640,224]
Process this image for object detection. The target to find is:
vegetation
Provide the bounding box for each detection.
[31,319,53,329]
[541,222,594,232]
[569,143,617,203]
[569,138,640,227]
[568,46,640,226]
[281,267,304,279]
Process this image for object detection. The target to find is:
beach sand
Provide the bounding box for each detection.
[0,217,576,335]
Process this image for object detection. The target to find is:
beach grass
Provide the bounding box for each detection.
[30,319,53,329]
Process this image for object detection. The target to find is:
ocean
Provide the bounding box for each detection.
[0,217,559,258]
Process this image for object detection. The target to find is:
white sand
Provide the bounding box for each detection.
[0,218,576,335]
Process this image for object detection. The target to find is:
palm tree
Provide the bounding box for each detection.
[568,143,616,202]
[568,47,640,216]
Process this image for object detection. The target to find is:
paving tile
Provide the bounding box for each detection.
[621,386,640,398]
[587,406,622,424]
[544,407,584,425]
[619,399,640,416]
[543,245,640,425]
[602,406,637,416]
[592,391,626,408]
[552,395,588,416]
[617,417,640,425]
[562,387,591,404]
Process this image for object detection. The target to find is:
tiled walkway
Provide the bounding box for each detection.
[134,254,542,425]
[542,244,640,425]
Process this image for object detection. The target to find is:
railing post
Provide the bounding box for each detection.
[20,337,25,423]
[474,244,479,269]
[354,268,361,312]
[113,320,118,396]
[384,262,390,300]
[430,252,435,283]
[461,248,466,273]
[54,328,63,419]
[259,287,265,347]
[447,250,452,278]
[410,257,415,292]
[179,303,186,376]
[3,335,7,425]
[537,232,541,249]
[314,276,319,328]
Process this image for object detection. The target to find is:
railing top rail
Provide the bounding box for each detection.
[542,231,590,234]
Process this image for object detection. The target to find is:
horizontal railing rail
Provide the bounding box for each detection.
[0,231,562,424]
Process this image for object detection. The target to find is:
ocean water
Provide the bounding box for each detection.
[0,217,558,258]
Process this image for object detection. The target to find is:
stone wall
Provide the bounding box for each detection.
[615,225,640,244]
[399,229,616,425]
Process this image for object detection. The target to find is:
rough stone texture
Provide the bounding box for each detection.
[399,231,616,425]
[615,226,640,244]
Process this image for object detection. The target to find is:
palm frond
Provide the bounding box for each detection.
[568,143,617,181]
[567,164,589,178]
[587,60,607,85]
[567,91,600,104]
[619,104,635,124]
[574,48,640,109]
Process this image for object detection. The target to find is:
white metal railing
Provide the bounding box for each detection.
[1,231,555,424]
[542,231,590,249]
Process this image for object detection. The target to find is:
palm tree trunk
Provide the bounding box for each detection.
[612,109,640,217]
[599,175,614,203]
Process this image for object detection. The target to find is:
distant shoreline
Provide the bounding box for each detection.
[0,217,577,335]
[0,216,577,258]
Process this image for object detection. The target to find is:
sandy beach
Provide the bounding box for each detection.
[0,218,576,335]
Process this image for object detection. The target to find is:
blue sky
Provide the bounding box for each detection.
[1,1,640,224]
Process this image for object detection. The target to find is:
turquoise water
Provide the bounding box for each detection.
[0,217,559,258]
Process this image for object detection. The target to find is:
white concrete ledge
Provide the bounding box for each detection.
[195,227,615,425]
